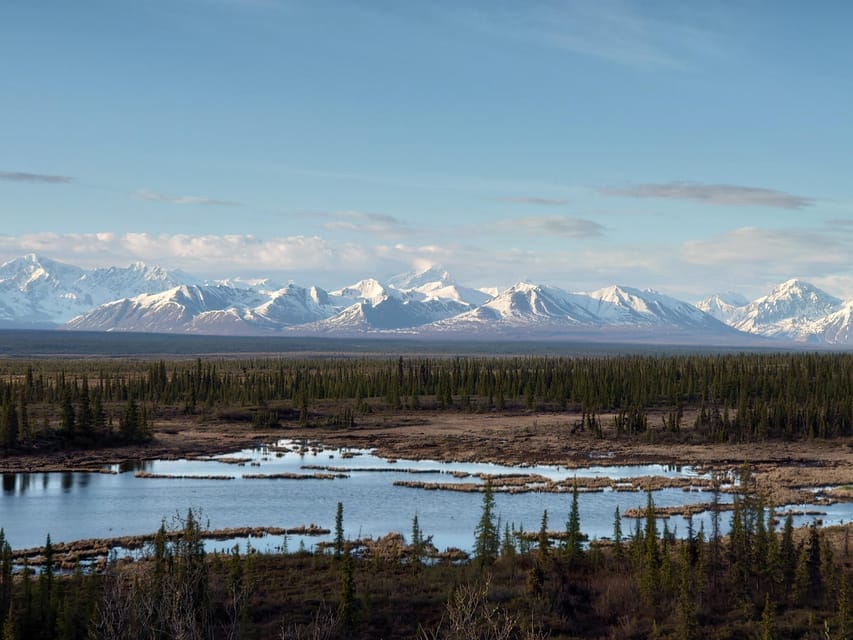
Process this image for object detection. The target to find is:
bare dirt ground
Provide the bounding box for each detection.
[3,410,853,507]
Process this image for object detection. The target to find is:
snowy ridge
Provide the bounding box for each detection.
[0,254,191,326]
[579,286,720,328]
[696,292,750,325]
[698,279,851,343]
[252,284,341,327]
[65,285,267,334]
[458,283,597,324]
[4,254,853,343]
[809,302,853,345]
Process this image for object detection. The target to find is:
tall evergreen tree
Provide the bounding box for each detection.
[564,482,583,563]
[338,549,356,633]
[613,506,624,562]
[537,510,550,560]
[473,480,499,567]
[334,502,345,560]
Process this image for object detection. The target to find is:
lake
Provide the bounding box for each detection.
[1,439,845,554]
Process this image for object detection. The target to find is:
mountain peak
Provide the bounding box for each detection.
[331,278,390,304]
[388,265,453,290]
[2,253,62,270]
[731,279,843,339]
[708,291,749,307]
[507,282,541,294]
[766,278,834,301]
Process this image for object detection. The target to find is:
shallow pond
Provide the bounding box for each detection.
[0,440,846,554]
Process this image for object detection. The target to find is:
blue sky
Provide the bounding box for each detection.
[2,0,852,299]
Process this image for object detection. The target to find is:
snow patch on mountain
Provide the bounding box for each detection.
[578,285,725,329]
[65,284,267,333]
[331,279,397,305]
[252,284,342,326]
[808,301,853,344]
[696,292,750,325]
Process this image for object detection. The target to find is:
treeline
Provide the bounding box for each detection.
[4,352,853,450]
[0,372,150,451]
[2,471,853,639]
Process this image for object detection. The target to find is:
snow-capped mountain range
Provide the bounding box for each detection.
[3,254,853,345]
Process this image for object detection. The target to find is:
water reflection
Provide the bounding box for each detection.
[118,460,152,473]
[2,474,14,493]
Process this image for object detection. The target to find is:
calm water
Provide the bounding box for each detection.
[0,440,844,553]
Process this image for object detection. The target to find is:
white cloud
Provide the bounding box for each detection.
[133,189,240,207]
[319,211,413,235]
[490,215,605,238]
[493,196,569,206]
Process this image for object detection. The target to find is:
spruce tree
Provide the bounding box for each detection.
[780,514,797,600]
[761,592,774,640]
[674,543,698,640]
[0,532,9,631]
[538,510,549,560]
[641,490,660,608]
[501,522,515,559]
[564,482,583,564]
[473,480,499,567]
[60,389,75,440]
[838,571,850,640]
[334,502,344,560]
[1,605,14,640]
[613,506,624,562]
[1,404,17,451]
[338,549,356,632]
[410,512,424,568]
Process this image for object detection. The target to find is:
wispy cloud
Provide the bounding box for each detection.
[0,171,74,184]
[493,196,569,206]
[492,215,605,238]
[449,0,729,70]
[682,227,849,269]
[600,182,814,210]
[319,211,412,235]
[133,189,240,207]
[826,219,853,229]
